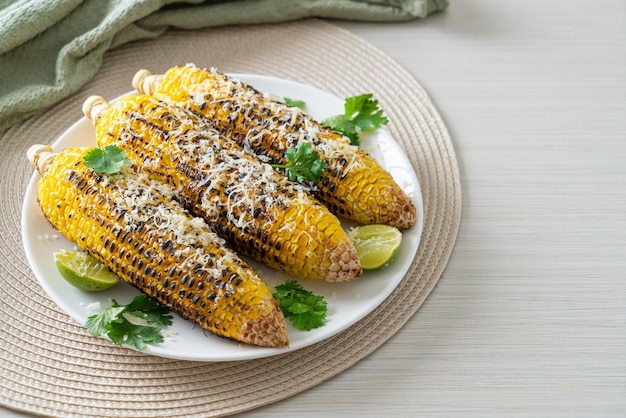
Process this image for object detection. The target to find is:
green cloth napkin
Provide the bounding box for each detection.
[0,0,448,132]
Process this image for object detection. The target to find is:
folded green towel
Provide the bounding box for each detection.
[0,0,448,132]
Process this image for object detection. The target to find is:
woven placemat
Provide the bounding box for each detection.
[0,19,461,417]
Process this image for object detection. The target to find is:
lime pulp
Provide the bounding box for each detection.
[348,224,403,270]
[54,249,120,291]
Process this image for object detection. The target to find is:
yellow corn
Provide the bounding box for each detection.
[28,145,288,347]
[133,64,417,229]
[83,94,361,282]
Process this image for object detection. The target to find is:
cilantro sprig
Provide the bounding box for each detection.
[322,93,388,146]
[272,280,327,331]
[83,145,131,174]
[283,97,306,110]
[271,142,327,183]
[85,295,173,350]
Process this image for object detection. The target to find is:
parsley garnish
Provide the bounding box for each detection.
[83,145,131,174]
[322,93,388,146]
[272,280,327,331]
[284,97,306,109]
[85,295,173,350]
[271,142,327,183]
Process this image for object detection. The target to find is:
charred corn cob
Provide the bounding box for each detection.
[83,94,361,282]
[28,145,288,347]
[133,64,416,229]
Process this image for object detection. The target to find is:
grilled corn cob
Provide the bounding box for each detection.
[83,94,361,282]
[28,145,288,347]
[133,64,416,229]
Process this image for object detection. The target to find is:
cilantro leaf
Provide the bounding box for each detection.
[346,94,388,132]
[125,295,173,326]
[83,145,131,174]
[85,305,126,337]
[273,280,327,331]
[84,295,171,350]
[271,142,328,183]
[284,97,306,110]
[322,93,388,146]
[105,320,163,351]
[320,114,359,145]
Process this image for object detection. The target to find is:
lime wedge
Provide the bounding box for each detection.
[348,225,403,270]
[54,249,119,291]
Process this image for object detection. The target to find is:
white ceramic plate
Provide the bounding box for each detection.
[21,74,423,362]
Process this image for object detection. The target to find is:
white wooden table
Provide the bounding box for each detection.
[4,1,625,416]
[244,2,626,416]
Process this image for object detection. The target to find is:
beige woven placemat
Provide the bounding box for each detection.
[0,19,461,417]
